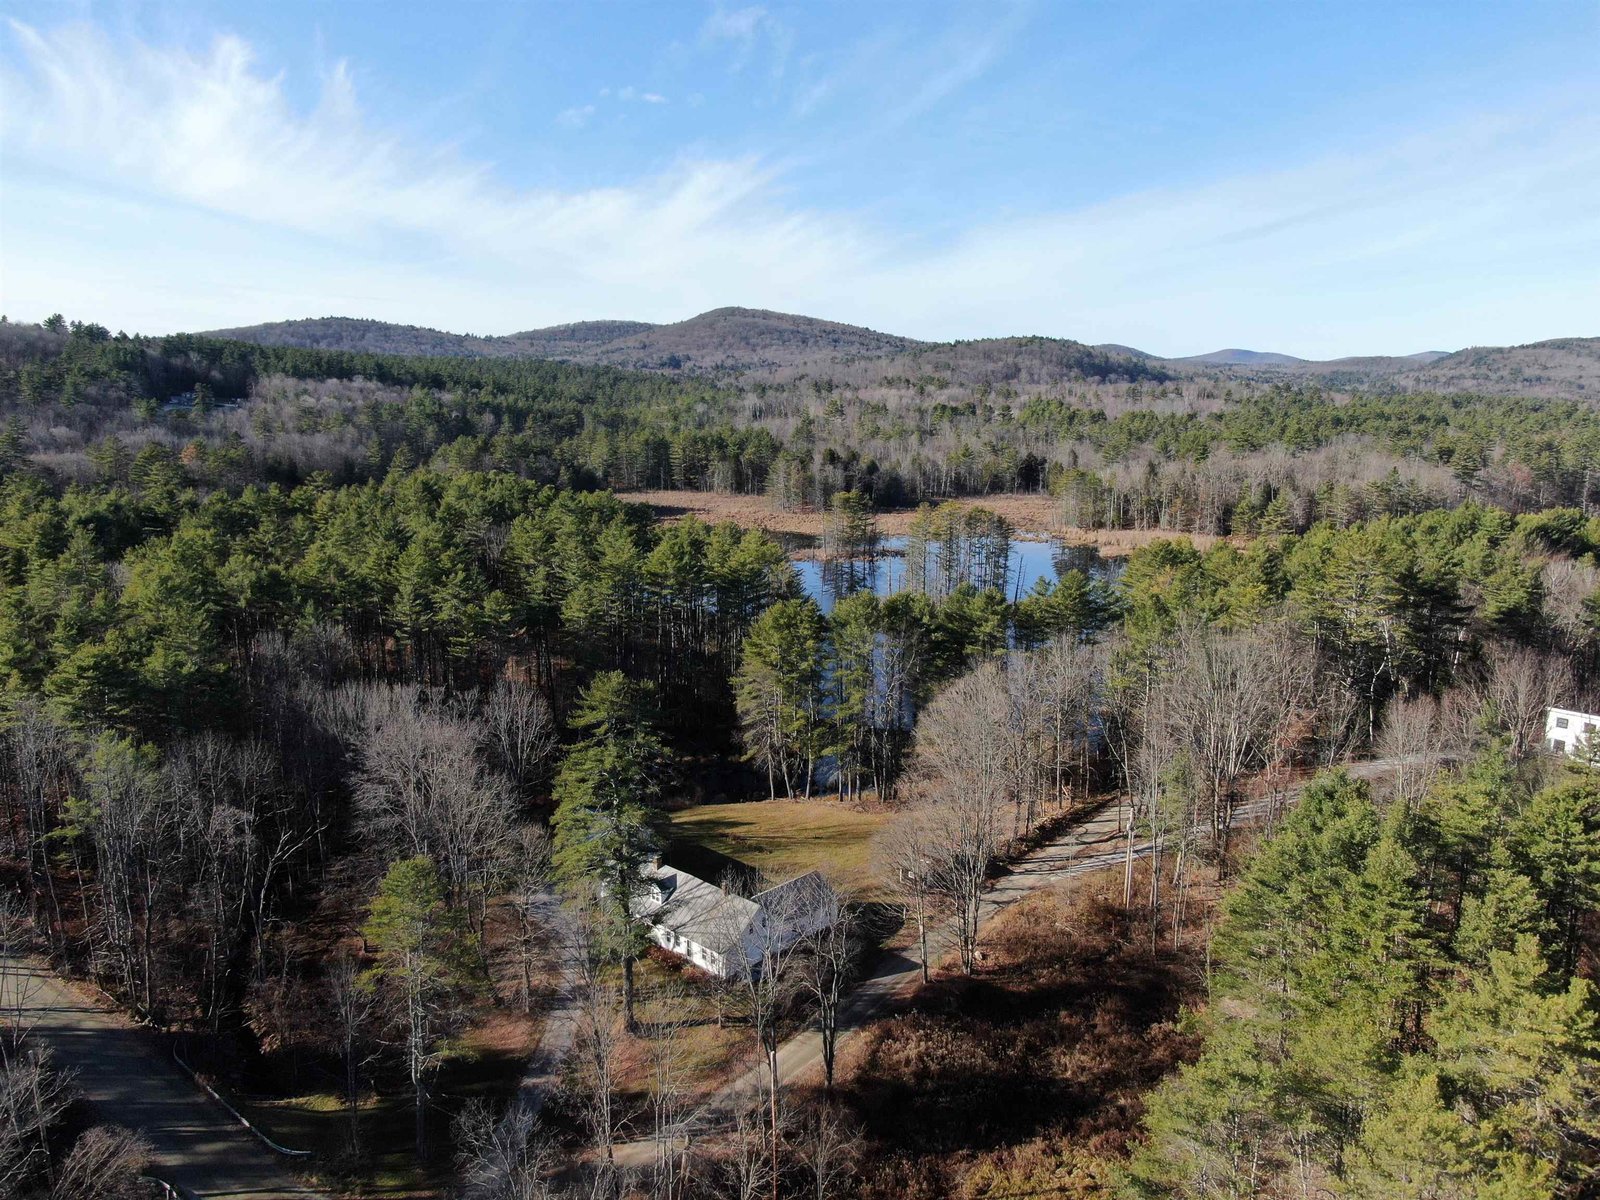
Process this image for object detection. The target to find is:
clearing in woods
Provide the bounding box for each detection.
[668,798,890,899]
[625,489,1228,552]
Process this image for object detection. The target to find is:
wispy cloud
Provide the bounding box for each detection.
[555,104,595,128]
[2,19,1595,355]
[616,85,668,104]
[785,6,1026,133]
[0,21,869,327]
[700,3,791,77]
[701,4,767,48]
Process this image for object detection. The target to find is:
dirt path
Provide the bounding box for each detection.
[507,890,579,1120]
[0,957,322,1198]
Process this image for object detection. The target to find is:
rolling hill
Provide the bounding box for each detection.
[206,308,910,370]
[203,310,1598,399]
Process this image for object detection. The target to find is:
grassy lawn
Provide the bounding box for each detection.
[669,798,890,899]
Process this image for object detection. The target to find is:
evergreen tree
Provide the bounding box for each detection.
[551,671,670,1031]
[360,855,479,1160]
[1429,936,1600,1191]
[1512,776,1600,983]
[734,598,827,799]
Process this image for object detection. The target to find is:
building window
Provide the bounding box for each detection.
[1553,739,1567,753]
[1556,717,1570,729]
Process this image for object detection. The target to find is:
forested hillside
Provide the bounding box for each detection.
[0,312,1596,1199]
[3,316,1598,535]
[208,307,1600,401]
[204,316,658,359]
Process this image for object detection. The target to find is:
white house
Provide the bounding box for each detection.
[1545,706,1600,760]
[632,863,840,979]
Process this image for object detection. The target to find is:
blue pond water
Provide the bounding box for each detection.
[791,535,1122,614]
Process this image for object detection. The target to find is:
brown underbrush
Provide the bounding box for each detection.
[834,861,1218,1200]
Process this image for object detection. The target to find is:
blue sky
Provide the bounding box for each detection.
[2,1,1597,356]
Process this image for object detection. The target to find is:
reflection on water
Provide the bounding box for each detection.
[792,535,1123,614]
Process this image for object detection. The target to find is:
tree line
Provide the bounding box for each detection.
[1129,759,1600,1199]
[4,317,1598,536]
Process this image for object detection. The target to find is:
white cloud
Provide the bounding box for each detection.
[555,104,595,128]
[1,20,1596,356]
[701,5,766,46]
[699,3,790,77]
[614,85,667,104]
[0,21,866,316]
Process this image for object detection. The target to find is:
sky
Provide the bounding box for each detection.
[1,1,1597,357]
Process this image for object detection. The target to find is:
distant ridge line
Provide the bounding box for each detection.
[200,307,1597,397]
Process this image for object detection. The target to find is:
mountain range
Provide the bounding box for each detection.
[204,308,1599,399]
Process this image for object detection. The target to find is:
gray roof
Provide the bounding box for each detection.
[641,865,760,953]
[753,871,837,921]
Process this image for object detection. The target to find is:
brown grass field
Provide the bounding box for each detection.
[623,489,1227,554]
[668,797,891,899]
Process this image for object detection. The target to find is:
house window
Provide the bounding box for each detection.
[1556,717,1570,729]
[1552,739,1567,753]
[1585,724,1596,735]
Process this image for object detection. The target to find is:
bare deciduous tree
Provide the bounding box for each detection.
[351,685,519,937]
[715,1102,775,1200]
[485,679,557,800]
[793,1103,861,1200]
[1157,618,1315,861]
[873,817,938,985]
[919,787,1004,975]
[48,1125,150,1200]
[720,883,809,1195]
[795,906,859,1094]
[914,662,1031,841]
[0,1043,75,1195]
[453,1098,558,1200]
[1376,694,1445,808]
[569,903,623,1188]
[1473,642,1575,759]
[510,825,554,1017]
[327,950,374,1152]
[3,700,75,952]
[642,977,694,1200]
[81,736,174,1020]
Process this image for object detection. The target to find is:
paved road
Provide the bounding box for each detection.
[612,756,1420,1165]
[0,957,321,1199]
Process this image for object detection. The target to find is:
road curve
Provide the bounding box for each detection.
[0,957,323,1199]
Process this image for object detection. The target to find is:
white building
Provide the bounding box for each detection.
[633,863,839,978]
[1546,707,1600,760]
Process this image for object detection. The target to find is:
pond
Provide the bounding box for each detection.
[790,535,1124,614]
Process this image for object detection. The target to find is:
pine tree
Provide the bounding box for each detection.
[1347,1070,1508,1200]
[1306,806,1438,1122]
[827,590,880,800]
[1454,866,1550,971]
[551,672,670,1031]
[1127,1025,1296,1199]
[1429,936,1600,1191]
[1512,776,1600,983]
[734,599,827,799]
[360,856,478,1160]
